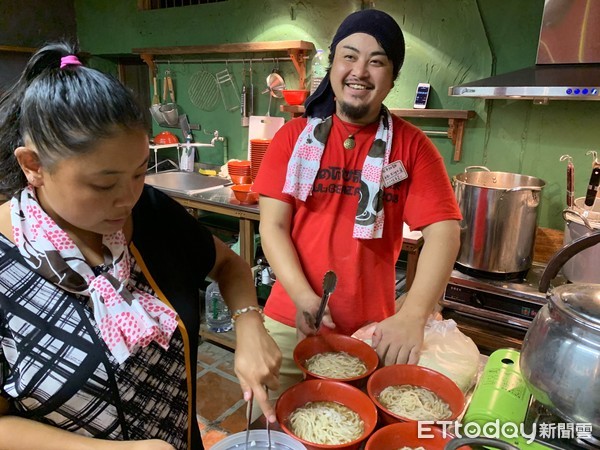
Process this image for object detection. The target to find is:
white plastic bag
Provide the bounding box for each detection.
[417,317,480,392]
[351,316,480,392]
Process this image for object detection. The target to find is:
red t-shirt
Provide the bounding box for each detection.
[252,114,461,335]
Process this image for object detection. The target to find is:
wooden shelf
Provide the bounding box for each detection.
[133,40,315,90]
[280,106,476,161]
[0,45,37,53]
[387,108,475,120]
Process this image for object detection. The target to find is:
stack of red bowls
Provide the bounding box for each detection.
[250,139,271,181]
[227,160,251,185]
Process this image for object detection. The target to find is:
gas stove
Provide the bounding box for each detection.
[442,263,568,331]
[524,398,600,450]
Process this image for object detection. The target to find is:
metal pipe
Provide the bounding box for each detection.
[422,130,449,137]
[154,56,309,65]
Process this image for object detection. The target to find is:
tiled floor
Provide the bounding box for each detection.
[196,341,246,449]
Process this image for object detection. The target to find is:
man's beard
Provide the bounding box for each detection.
[338,100,371,122]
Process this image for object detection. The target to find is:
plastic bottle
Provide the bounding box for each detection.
[204,281,233,332]
[310,49,327,95]
[180,133,195,172]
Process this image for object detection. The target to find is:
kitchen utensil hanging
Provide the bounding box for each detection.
[152,76,160,106]
[188,63,220,112]
[215,62,240,112]
[583,150,600,214]
[262,61,286,116]
[240,61,249,127]
[560,154,575,208]
[150,71,170,127]
[263,60,286,98]
[248,60,254,118]
[159,69,180,126]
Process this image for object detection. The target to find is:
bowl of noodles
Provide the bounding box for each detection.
[364,422,470,450]
[276,379,378,450]
[293,333,379,388]
[366,364,465,426]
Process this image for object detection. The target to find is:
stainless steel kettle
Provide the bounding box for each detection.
[520,230,600,437]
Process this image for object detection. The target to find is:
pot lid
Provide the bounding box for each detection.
[550,284,600,330]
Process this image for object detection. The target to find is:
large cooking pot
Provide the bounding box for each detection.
[561,196,600,283]
[520,231,600,437]
[453,166,545,275]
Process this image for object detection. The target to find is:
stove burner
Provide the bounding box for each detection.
[443,263,568,331]
[525,399,600,450]
[454,263,529,281]
[577,435,600,450]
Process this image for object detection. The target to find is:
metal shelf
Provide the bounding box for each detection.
[133,40,315,90]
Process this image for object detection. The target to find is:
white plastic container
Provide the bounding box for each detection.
[210,430,306,450]
[204,281,232,333]
[310,49,326,94]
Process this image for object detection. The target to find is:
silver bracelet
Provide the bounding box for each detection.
[231,305,264,323]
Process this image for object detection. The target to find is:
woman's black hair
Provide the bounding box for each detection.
[0,41,146,197]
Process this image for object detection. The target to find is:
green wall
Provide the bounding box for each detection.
[74,0,600,230]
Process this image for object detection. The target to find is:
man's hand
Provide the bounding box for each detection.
[294,291,336,339]
[371,313,426,365]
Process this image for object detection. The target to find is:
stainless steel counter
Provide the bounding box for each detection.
[146,171,423,296]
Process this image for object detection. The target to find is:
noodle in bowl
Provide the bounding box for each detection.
[289,401,363,445]
[293,334,379,388]
[378,385,452,421]
[305,351,367,379]
[276,379,378,450]
[367,365,465,426]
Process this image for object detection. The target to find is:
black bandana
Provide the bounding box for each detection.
[304,9,405,118]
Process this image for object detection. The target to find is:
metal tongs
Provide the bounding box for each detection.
[244,389,272,449]
[244,397,253,448]
[314,271,338,331]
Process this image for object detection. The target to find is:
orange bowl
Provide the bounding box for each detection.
[366,364,465,426]
[276,379,378,450]
[230,174,252,185]
[293,334,379,388]
[227,159,251,167]
[153,131,179,144]
[364,422,468,450]
[230,184,259,204]
[282,89,310,105]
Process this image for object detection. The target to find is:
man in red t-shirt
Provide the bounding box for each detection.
[253,9,462,400]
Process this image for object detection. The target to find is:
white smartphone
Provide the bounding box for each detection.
[413,82,430,109]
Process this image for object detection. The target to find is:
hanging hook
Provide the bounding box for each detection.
[586,150,599,166]
[560,154,573,163]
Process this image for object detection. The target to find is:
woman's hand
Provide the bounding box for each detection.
[233,311,282,422]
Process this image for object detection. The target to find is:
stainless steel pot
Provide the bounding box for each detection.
[521,233,600,437]
[562,197,600,283]
[453,166,545,275]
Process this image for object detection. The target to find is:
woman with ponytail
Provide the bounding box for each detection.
[0,41,280,450]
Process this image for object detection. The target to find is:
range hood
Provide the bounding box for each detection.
[449,0,600,102]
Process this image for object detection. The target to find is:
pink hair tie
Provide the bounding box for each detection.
[60,55,82,69]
